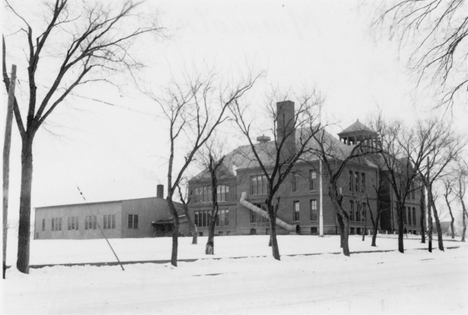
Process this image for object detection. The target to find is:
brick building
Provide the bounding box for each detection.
[188,101,422,236]
[34,185,189,240]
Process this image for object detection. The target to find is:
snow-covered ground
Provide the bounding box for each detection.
[3,234,468,315]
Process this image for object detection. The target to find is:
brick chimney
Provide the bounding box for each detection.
[157,184,164,199]
[276,100,296,162]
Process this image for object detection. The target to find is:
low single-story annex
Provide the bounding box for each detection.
[34,185,189,240]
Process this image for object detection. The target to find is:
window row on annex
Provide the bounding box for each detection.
[34,185,189,240]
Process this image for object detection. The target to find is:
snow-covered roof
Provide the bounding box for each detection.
[190,126,378,181]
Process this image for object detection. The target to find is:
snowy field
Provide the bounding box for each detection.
[3,234,468,315]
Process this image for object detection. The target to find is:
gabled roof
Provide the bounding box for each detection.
[190,127,378,181]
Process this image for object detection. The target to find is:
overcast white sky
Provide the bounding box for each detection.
[2,0,467,223]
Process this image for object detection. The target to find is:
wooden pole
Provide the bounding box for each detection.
[3,64,17,278]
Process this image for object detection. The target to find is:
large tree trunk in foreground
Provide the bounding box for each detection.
[17,137,34,274]
[397,206,404,253]
[3,64,16,279]
[337,214,350,256]
[268,208,280,260]
[206,217,216,255]
[269,220,280,260]
[420,189,426,243]
[444,194,455,239]
[427,194,433,252]
[167,198,179,267]
[432,202,444,251]
[371,211,381,247]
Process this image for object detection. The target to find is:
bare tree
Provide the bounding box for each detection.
[420,182,427,243]
[408,119,466,251]
[372,117,426,254]
[2,0,161,274]
[374,0,468,108]
[176,183,197,245]
[313,130,378,256]
[365,168,389,247]
[443,175,457,239]
[149,72,258,266]
[454,160,468,241]
[231,93,323,260]
[192,136,231,255]
[204,152,225,255]
[3,63,16,279]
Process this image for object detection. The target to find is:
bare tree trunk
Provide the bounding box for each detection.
[269,216,280,260]
[427,189,433,253]
[371,211,381,247]
[3,64,16,279]
[444,193,455,239]
[461,201,466,242]
[431,201,444,251]
[367,197,379,247]
[341,215,350,256]
[362,206,367,242]
[192,226,198,244]
[182,206,197,244]
[206,217,216,255]
[17,137,34,273]
[267,201,280,260]
[167,198,179,267]
[420,188,426,243]
[397,205,404,253]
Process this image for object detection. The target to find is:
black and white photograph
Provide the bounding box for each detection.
[2,0,468,314]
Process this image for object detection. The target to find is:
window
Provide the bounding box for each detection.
[361,173,366,192]
[410,182,416,200]
[42,219,45,232]
[68,217,79,230]
[202,211,207,227]
[412,207,416,225]
[291,173,298,192]
[103,214,116,229]
[356,202,361,221]
[85,215,97,230]
[195,209,230,227]
[128,214,139,229]
[225,209,230,226]
[310,199,318,221]
[218,209,230,226]
[349,200,355,221]
[355,172,360,192]
[311,227,318,234]
[349,171,354,191]
[250,204,269,223]
[52,218,62,231]
[362,202,367,221]
[251,175,267,195]
[203,187,212,203]
[193,187,200,203]
[309,170,317,191]
[217,185,229,202]
[293,201,300,221]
